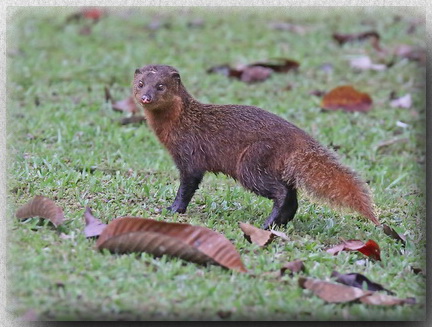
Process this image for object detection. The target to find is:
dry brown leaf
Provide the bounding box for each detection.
[359,293,416,306]
[240,66,273,83]
[96,217,247,272]
[331,271,395,294]
[299,277,372,303]
[112,95,141,115]
[390,94,412,108]
[239,222,273,246]
[280,260,305,276]
[333,31,382,51]
[321,85,373,112]
[239,222,288,246]
[300,277,415,306]
[349,56,386,71]
[16,195,65,227]
[83,207,107,238]
[207,58,299,84]
[382,224,406,245]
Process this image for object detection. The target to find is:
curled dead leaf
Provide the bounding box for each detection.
[97,217,247,272]
[239,222,288,247]
[83,207,107,238]
[16,195,65,227]
[333,31,382,51]
[281,260,305,276]
[359,293,416,306]
[321,85,373,112]
[382,224,406,245]
[207,58,299,84]
[390,94,412,109]
[331,271,395,294]
[299,277,416,306]
[349,56,386,71]
[299,277,372,303]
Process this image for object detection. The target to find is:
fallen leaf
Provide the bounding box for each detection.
[355,240,381,261]
[82,8,104,21]
[331,271,395,294]
[299,277,372,303]
[66,8,104,23]
[206,64,243,78]
[207,58,299,84]
[249,58,300,73]
[96,217,247,273]
[18,309,38,321]
[112,95,141,115]
[321,85,373,112]
[410,266,424,275]
[309,89,327,97]
[390,94,412,108]
[326,239,381,260]
[333,31,382,51]
[239,222,273,246]
[217,309,233,319]
[280,260,305,276]
[239,222,288,246]
[382,224,406,245]
[394,44,426,64]
[240,66,273,83]
[16,195,65,227]
[83,207,107,238]
[349,56,386,71]
[120,116,147,125]
[268,22,308,35]
[359,293,416,306]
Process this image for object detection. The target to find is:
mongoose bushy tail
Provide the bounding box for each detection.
[283,142,379,225]
[133,64,380,229]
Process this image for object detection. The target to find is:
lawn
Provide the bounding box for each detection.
[5,6,426,321]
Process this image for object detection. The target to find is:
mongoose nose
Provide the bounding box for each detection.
[141,94,152,104]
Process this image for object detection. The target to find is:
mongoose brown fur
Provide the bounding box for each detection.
[133,64,380,229]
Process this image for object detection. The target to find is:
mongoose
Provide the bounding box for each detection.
[133,64,380,229]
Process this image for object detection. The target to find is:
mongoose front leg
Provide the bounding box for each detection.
[262,187,298,230]
[167,171,204,214]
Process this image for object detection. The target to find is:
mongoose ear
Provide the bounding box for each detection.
[134,68,142,75]
[171,72,181,82]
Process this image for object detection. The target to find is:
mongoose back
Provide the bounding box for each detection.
[133,64,380,229]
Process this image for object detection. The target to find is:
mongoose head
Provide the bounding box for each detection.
[133,65,182,111]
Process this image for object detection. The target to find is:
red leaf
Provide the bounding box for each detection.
[326,239,381,261]
[82,8,103,21]
[321,85,373,112]
[357,240,381,261]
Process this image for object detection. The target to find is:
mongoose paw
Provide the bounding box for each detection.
[167,205,186,214]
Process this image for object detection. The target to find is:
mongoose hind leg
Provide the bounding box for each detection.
[237,142,298,229]
[262,187,298,230]
[168,170,204,214]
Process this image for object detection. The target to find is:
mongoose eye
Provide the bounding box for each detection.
[138,81,144,88]
[156,84,165,91]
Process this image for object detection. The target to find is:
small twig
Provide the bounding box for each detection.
[375,137,409,151]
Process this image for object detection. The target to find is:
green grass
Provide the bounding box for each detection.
[6,7,426,321]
